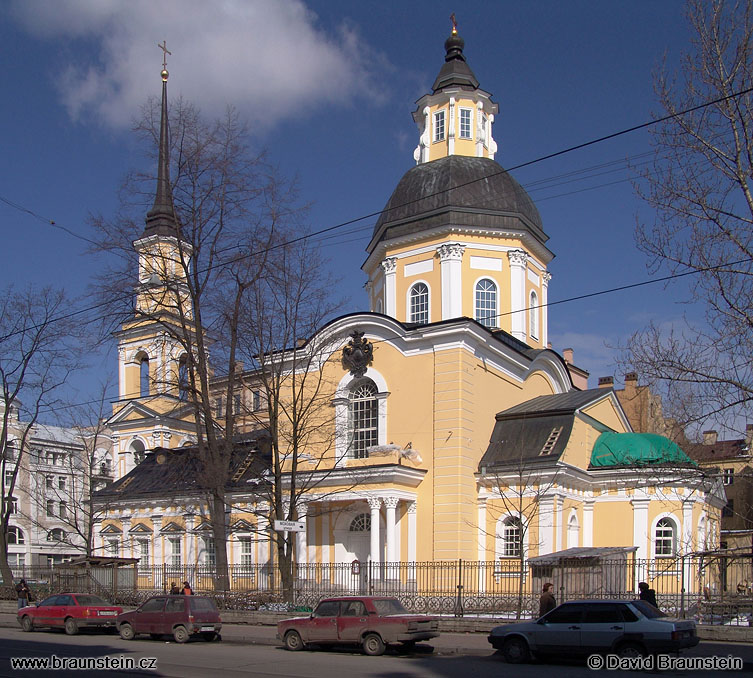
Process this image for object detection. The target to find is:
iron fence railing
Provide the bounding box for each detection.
[4,554,752,625]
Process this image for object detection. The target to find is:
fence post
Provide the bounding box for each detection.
[454,558,464,618]
[680,554,686,619]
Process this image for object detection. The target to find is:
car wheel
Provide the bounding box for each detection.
[20,616,33,633]
[362,633,386,656]
[501,636,531,664]
[616,642,646,659]
[173,625,189,644]
[64,618,78,636]
[201,632,218,642]
[284,630,304,651]
[119,623,135,641]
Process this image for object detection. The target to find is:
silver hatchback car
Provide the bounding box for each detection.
[488,599,699,663]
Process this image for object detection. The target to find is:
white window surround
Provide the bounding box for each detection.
[652,514,679,558]
[567,511,580,549]
[495,514,527,561]
[334,368,388,467]
[459,107,473,139]
[407,280,431,324]
[433,109,446,142]
[529,290,539,340]
[474,277,499,329]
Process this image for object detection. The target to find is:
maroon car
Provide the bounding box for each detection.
[117,595,221,643]
[277,596,440,655]
[18,593,122,635]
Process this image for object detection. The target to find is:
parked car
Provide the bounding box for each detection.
[488,599,699,663]
[116,595,221,643]
[18,593,122,635]
[277,596,440,656]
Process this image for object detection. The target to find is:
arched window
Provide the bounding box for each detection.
[475,279,497,329]
[7,526,24,545]
[139,355,150,397]
[529,290,539,339]
[409,283,429,324]
[655,517,676,557]
[349,380,378,459]
[47,528,66,543]
[178,355,189,401]
[130,439,146,465]
[349,513,371,532]
[500,517,522,557]
[567,513,579,549]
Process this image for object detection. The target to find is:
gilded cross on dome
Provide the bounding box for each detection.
[450,13,457,35]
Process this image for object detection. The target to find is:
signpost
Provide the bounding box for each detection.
[274,519,305,533]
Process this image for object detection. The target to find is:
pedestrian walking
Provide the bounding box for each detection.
[538,582,556,617]
[16,579,31,609]
[638,581,658,608]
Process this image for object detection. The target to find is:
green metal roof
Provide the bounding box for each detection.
[590,432,696,468]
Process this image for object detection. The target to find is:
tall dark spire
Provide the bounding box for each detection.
[431,18,480,93]
[143,42,180,238]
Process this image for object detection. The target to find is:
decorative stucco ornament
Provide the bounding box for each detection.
[342,331,374,378]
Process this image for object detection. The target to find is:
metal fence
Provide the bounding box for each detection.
[6,554,753,624]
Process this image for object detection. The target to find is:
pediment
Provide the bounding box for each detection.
[128,522,153,534]
[230,519,254,533]
[193,520,213,533]
[160,521,184,534]
[107,401,162,426]
[100,524,122,534]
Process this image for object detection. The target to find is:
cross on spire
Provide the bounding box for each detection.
[450,13,457,35]
[158,40,171,71]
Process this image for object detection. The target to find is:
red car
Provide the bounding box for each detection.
[277,596,440,656]
[117,595,222,643]
[18,593,123,635]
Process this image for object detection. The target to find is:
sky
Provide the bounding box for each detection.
[1,0,702,424]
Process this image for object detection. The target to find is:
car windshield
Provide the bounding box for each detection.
[632,600,667,618]
[373,598,408,616]
[74,595,108,606]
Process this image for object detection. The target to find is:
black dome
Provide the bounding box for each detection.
[369,156,545,250]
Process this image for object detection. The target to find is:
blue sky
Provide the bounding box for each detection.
[1,1,700,421]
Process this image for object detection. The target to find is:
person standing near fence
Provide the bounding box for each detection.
[638,581,658,608]
[169,582,180,595]
[538,582,556,617]
[16,579,30,609]
[182,581,193,595]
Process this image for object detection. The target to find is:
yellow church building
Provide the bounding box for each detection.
[94,27,725,591]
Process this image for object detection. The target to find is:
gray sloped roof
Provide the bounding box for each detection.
[479,389,614,470]
[528,546,638,564]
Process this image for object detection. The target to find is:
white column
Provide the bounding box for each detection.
[541,272,551,347]
[448,97,456,156]
[118,347,126,399]
[632,498,650,561]
[121,517,131,558]
[384,497,398,563]
[682,500,694,553]
[296,503,308,573]
[582,499,594,547]
[554,494,563,552]
[407,501,417,582]
[437,243,465,320]
[381,258,397,319]
[368,498,382,566]
[508,250,528,340]
[538,497,554,555]
[475,101,484,157]
[321,502,330,573]
[184,514,196,565]
[477,498,487,561]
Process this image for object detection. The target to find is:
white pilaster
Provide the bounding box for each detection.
[682,500,694,554]
[437,243,465,320]
[448,97,456,156]
[368,497,382,566]
[508,249,528,340]
[321,502,330,568]
[407,501,417,582]
[118,346,126,399]
[477,498,487,561]
[120,517,131,557]
[582,499,594,547]
[538,497,554,555]
[381,258,397,319]
[296,503,308,570]
[152,515,163,566]
[541,272,551,347]
[384,497,398,563]
[632,497,651,561]
[554,494,563,552]
[184,514,196,564]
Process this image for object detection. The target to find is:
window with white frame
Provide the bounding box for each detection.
[8,553,25,569]
[567,514,579,549]
[7,526,24,545]
[723,468,734,485]
[139,355,150,397]
[239,537,254,566]
[58,476,66,491]
[7,496,17,515]
[106,537,119,555]
[348,380,379,459]
[529,290,539,339]
[137,538,150,569]
[459,108,472,139]
[59,502,67,519]
[203,536,216,566]
[4,470,13,487]
[475,279,498,328]
[655,518,676,557]
[46,475,53,489]
[168,537,182,567]
[48,528,66,543]
[500,517,522,558]
[46,500,54,517]
[409,283,429,324]
[433,109,446,142]
[350,513,371,532]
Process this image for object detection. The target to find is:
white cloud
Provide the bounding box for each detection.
[10,0,384,130]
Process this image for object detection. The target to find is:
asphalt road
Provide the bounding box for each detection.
[0,625,750,678]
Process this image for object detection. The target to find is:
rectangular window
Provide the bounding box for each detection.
[239,537,253,566]
[433,110,445,142]
[723,468,734,485]
[107,538,119,556]
[58,477,66,491]
[8,553,25,570]
[233,393,242,415]
[138,539,150,569]
[4,470,13,487]
[168,537,182,567]
[459,108,472,139]
[215,397,224,418]
[253,390,261,411]
[46,475,53,489]
[203,537,216,567]
[7,497,17,514]
[47,500,55,517]
[59,502,67,519]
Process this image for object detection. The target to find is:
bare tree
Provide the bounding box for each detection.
[627,0,753,434]
[90,90,331,589]
[0,285,77,584]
